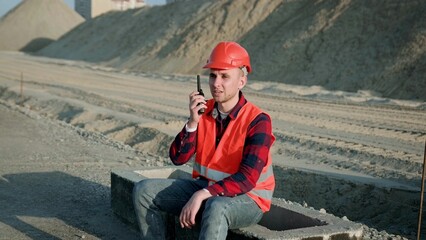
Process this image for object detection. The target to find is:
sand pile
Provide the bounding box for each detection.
[38,0,280,70]
[38,0,425,101]
[242,0,426,101]
[0,0,84,52]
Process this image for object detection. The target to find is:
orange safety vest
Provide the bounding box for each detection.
[193,99,275,212]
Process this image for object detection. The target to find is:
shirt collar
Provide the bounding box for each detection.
[210,91,247,120]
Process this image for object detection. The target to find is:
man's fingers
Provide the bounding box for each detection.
[189,214,196,226]
[179,212,184,228]
[179,209,193,229]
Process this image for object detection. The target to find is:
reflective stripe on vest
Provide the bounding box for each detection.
[193,99,275,212]
[194,160,274,183]
[250,188,274,201]
[194,162,274,195]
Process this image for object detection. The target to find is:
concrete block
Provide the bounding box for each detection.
[111,166,192,230]
[111,167,363,239]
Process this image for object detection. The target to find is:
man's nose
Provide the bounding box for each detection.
[211,77,222,86]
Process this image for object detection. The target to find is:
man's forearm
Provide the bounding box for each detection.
[169,125,197,165]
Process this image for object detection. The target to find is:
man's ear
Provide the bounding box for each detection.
[239,75,247,90]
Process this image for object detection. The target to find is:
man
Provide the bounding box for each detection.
[133,41,275,240]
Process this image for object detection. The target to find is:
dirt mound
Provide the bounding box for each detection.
[242,0,426,101]
[0,0,84,52]
[38,0,425,100]
[38,0,280,70]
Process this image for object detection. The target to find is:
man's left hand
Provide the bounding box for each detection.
[179,189,212,229]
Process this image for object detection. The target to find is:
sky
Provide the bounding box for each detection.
[0,0,166,18]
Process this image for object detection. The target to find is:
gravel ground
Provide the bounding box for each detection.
[0,102,146,239]
[0,100,414,240]
[1,52,424,239]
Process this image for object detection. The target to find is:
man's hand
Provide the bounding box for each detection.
[179,189,212,229]
[188,91,206,129]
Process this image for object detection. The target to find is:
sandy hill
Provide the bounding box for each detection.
[0,0,84,52]
[38,0,426,101]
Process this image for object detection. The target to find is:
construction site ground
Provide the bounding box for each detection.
[0,52,425,239]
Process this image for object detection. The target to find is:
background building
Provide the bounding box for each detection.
[75,0,145,20]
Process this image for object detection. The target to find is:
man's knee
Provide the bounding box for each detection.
[133,179,155,204]
[133,180,144,197]
[204,197,230,215]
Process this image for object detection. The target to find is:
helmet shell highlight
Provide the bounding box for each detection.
[203,42,251,73]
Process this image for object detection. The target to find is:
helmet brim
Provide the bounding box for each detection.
[202,62,238,70]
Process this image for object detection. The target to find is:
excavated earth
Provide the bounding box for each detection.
[1,0,425,239]
[0,52,425,239]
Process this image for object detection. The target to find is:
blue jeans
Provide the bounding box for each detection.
[133,178,263,240]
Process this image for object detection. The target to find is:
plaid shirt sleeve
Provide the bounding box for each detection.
[205,113,274,197]
[169,125,197,165]
[169,93,274,197]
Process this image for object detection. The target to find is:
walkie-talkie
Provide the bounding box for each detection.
[197,75,205,114]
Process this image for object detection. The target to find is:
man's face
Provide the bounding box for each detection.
[208,68,246,105]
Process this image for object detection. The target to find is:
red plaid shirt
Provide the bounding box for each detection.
[169,92,274,197]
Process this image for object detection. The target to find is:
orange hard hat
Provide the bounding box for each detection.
[203,41,252,73]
